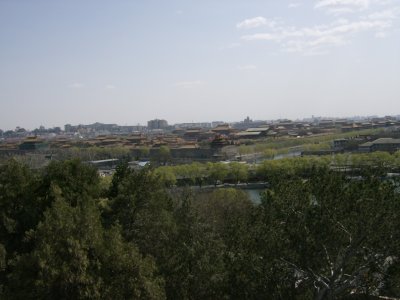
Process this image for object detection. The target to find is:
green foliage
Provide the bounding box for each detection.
[301,142,331,151]
[8,197,105,299]
[0,159,166,299]
[162,163,209,187]
[263,148,278,159]
[98,175,112,198]
[107,166,177,258]
[154,166,177,187]
[139,146,150,158]
[100,226,166,300]
[0,159,41,257]
[108,160,130,198]
[229,162,249,184]
[238,145,253,156]
[154,146,171,165]
[161,193,228,299]
[0,244,5,271]
[258,169,400,298]
[193,189,271,298]
[40,159,101,207]
[57,146,131,161]
[194,189,253,235]
[236,128,383,157]
[1,157,400,299]
[7,197,165,299]
[188,162,207,187]
[207,162,228,186]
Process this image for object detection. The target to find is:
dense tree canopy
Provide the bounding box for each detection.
[257,169,400,298]
[0,157,399,299]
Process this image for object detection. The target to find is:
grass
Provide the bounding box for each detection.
[237,128,383,158]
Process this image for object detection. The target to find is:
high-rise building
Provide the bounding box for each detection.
[147,119,168,130]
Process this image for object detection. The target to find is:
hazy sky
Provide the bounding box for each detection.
[0,0,399,130]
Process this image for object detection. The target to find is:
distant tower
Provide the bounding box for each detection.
[147,119,168,130]
[244,116,252,124]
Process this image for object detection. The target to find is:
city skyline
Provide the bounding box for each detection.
[2,114,400,132]
[1,0,399,130]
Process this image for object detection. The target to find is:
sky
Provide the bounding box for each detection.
[0,0,399,130]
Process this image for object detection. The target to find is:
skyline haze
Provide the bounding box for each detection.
[1,0,399,130]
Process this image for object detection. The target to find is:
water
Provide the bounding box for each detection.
[244,189,264,204]
[273,151,302,160]
[173,186,266,205]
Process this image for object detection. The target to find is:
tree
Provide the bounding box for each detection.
[0,159,42,291]
[193,189,270,298]
[207,162,228,186]
[229,162,248,184]
[108,160,130,198]
[0,243,5,296]
[7,196,165,300]
[263,148,277,159]
[258,168,400,299]
[238,145,253,157]
[187,163,207,187]
[156,146,171,166]
[161,193,228,299]
[154,167,177,187]
[108,167,176,261]
[140,147,150,159]
[174,165,192,186]
[39,159,100,207]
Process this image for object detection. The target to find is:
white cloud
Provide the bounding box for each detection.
[105,84,116,89]
[174,80,204,89]
[314,0,396,14]
[364,7,400,19]
[241,15,393,54]
[307,34,347,47]
[242,33,281,41]
[315,0,370,10]
[237,64,257,71]
[176,10,183,15]
[68,82,84,89]
[242,20,390,40]
[237,17,276,29]
[238,1,399,54]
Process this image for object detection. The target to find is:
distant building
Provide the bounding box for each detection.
[211,135,229,148]
[183,128,203,141]
[235,127,269,139]
[333,139,349,151]
[19,137,49,151]
[359,138,400,153]
[148,119,168,130]
[87,159,120,170]
[212,124,235,136]
[211,121,225,128]
[64,124,77,133]
[175,122,212,129]
[235,131,264,139]
[318,120,335,128]
[243,116,252,124]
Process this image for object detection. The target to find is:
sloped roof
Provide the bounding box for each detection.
[236,131,262,136]
[371,138,400,144]
[246,127,269,132]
